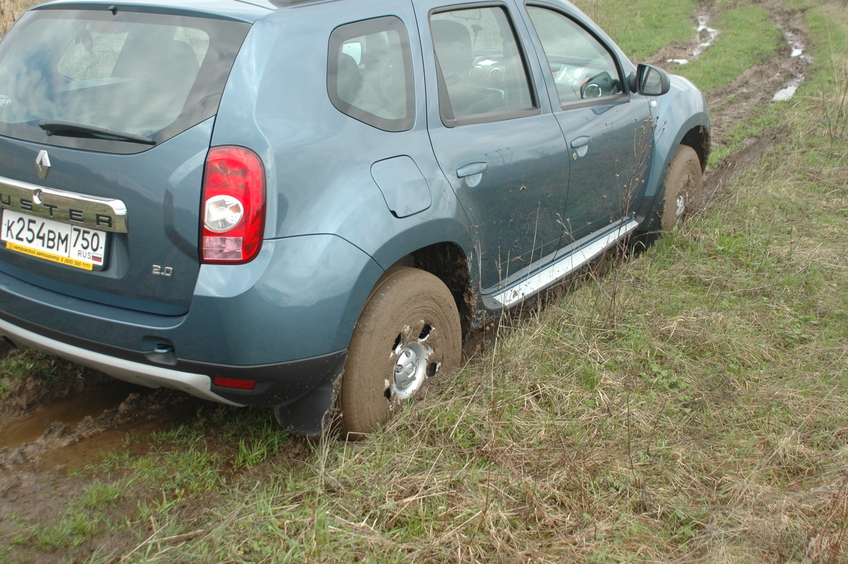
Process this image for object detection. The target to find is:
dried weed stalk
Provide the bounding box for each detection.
[808,472,848,563]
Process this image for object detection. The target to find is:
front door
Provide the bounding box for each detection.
[524,5,653,244]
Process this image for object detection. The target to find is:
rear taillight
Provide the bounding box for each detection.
[201,146,265,264]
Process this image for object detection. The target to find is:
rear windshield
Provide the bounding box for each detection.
[0,7,250,153]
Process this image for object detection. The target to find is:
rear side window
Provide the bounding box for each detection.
[328,17,414,132]
[0,8,249,153]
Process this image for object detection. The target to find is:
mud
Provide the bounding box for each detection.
[647,2,811,154]
[0,380,141,450]
[0,379,202,471]
[0,0,815,560]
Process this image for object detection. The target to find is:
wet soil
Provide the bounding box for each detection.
[647,1,811,207]
[0,1,814,560]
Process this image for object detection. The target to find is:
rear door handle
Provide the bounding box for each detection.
[570,136,591,158]
[456,162,489,178]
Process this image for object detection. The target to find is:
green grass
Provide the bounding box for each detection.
[804,2,848,143]
[0,349,85,386]
[572,0,697,59]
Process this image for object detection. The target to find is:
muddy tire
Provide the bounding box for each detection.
[339,267,461,439]
[659,145,703,230]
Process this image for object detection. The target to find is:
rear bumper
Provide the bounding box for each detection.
[0,234,378,409]
[0,316,241,405]
[0,314,348,408]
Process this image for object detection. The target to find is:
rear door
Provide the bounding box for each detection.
[0,7,250,315]
[417,1,572,292]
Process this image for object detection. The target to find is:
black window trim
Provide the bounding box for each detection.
[429,2,542,128]
[327,15,415,133]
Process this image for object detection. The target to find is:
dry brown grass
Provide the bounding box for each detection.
[0,0,33,36]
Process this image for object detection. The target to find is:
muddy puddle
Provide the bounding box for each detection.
[668,12,720,65]
[32,411,195,472]
[0,380,146,450]
[0,377,208,472]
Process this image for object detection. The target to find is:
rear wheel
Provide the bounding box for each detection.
[660,145,703,230]
[339,267,462,438]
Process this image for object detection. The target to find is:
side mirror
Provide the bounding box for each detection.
[632,63,670,96]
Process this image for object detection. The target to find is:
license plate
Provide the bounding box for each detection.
[1,209,108,271]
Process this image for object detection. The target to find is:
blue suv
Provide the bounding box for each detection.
[0,0,709,437]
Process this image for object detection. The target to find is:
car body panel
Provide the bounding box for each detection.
[415,0,575,292]
[643,74,711,200]
[215,0,474,270]
[555,99,653,241]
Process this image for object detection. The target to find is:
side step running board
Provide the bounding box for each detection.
[484,218,639,309]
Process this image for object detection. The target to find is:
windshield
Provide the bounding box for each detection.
[0,8,249,153]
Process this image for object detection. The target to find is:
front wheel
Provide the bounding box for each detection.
[339,267,462,438]
[659,145,703,230]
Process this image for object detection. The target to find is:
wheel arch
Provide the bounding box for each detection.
[680,124,711,172]
[409,242,475,336]
[373,241,476,337]
[634,115,710,232]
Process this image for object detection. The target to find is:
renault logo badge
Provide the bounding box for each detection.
[35,150,51,181]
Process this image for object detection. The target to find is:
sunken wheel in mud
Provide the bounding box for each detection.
[660,145,703,230]
[339,267,461,439]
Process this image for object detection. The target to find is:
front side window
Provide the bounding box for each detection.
[0,8,249,152]
[526,6,623,107]
[430,7,536,125]
[328,17,414,132]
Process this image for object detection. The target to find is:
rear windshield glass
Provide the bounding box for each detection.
[0,8,250,153]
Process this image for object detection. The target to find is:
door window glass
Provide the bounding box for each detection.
[430,7,535,124]
[526,6,623,106]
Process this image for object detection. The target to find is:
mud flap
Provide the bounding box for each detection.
[273,353,346,437]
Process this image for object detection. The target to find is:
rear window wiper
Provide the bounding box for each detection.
[38,120,156,145]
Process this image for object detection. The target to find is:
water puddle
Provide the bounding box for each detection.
[773,75,804,101]
[0,380,146,449]
[783,30,810,62]
[669,14,719,65]
[772,31,809,101]
[693,15,720,59]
